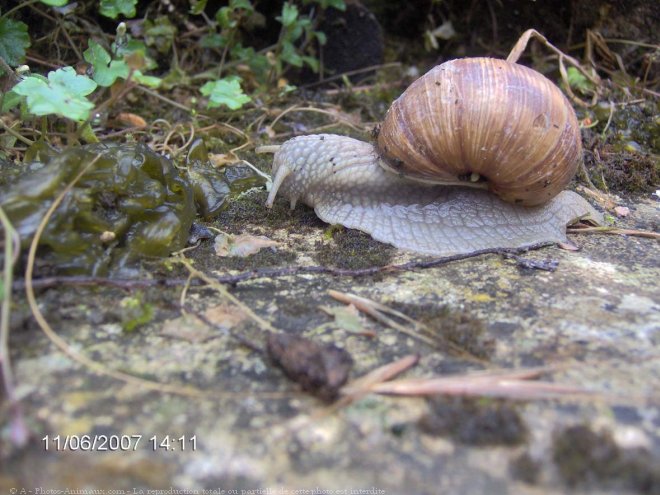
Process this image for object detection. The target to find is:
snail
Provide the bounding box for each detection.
[258,39,602,257]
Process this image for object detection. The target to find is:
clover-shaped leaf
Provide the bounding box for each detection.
[13,67,97,121]
[84,40,129,87]
[200,78,251,110]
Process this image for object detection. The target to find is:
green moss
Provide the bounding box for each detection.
[314,227,396,269]
[214,190,324,233]
[553,424,660,493]
[592,100,660,155]
[418,397,527,446]
[213,247,298,272]
[592,147,660,194]
[119,294,155,332]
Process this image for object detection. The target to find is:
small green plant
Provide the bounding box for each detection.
[0,17,29,75]
[200,78,251,110]
[12,67,97,121]
[0,0,346,126]
[195,0,346,100]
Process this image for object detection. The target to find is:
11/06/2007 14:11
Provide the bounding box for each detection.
[42,434,197,451]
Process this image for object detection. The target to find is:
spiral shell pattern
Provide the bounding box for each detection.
[376,58,582,206]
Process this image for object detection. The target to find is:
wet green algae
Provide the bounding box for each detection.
[0,141,264,275]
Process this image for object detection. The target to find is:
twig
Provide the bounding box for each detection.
[567,226,660,240]
[14,243,561,291]
[0,206,29,447]
[134,85,194,113]
[174,255,277,333]
[15,242,565,291]
[328,290,489,363]
[0,119,34,146]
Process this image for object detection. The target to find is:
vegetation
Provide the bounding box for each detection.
[0,0,346,143]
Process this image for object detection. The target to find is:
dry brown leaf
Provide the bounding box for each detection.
[209,152,240,167]
[214,233,280,257]
[161,314,216,343]
[319,304,375,337]
[116,112,147,128]
[614,206,630,217]
[203,304,248,331]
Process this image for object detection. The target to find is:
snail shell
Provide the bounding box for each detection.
[266,134,601,257]
[376,58,582,206]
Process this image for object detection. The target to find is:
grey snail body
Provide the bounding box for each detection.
[262,58,601,257]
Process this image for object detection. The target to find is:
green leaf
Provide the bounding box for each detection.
[200,33,226,49]
[133,71,162,88]
[302,55,319,73]
[144,16,177,54]
[216,7,237,29]
[13,67,97,121]
[99,0,137,19]
[189,0,208,15]
[112,39,158,71]
[314,30,327,46]
[303,0,345,9]
[566,67,593,95]
[39,0,69,5]
[322,0,346,10]
[280,40,302,67]
[278,3,299,27]
[230,45,269,79]
[84,40,129,86]
[1,89,23,113]
[200,78,251,110]
[0,18,30,73]
[230,0,253,11]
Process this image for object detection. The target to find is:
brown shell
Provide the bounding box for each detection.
[376,58,582,206]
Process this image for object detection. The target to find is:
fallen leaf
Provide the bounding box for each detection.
[557,240,580,251]
[116,112,147,128]
[266,332,354,401]
[161,314,216,343]
[214,233,279,257]
[319,304,375,336]
[203,303,247,330]
[209,152,240,167]
[614,206,630,217]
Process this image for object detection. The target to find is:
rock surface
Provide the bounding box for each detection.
[2,191,659,494]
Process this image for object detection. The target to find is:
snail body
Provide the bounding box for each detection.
[266,134,600,257]
[263,58,601,257]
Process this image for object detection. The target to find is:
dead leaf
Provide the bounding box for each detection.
[557,240,580,251]
[209,152,240,167]
[214,233,280,257]
[203,304,247,330]
[614,206,630,217]
[319,304,375,336]
[266,332,354,401]
[116,112,147,128]
[161,314,216,343]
